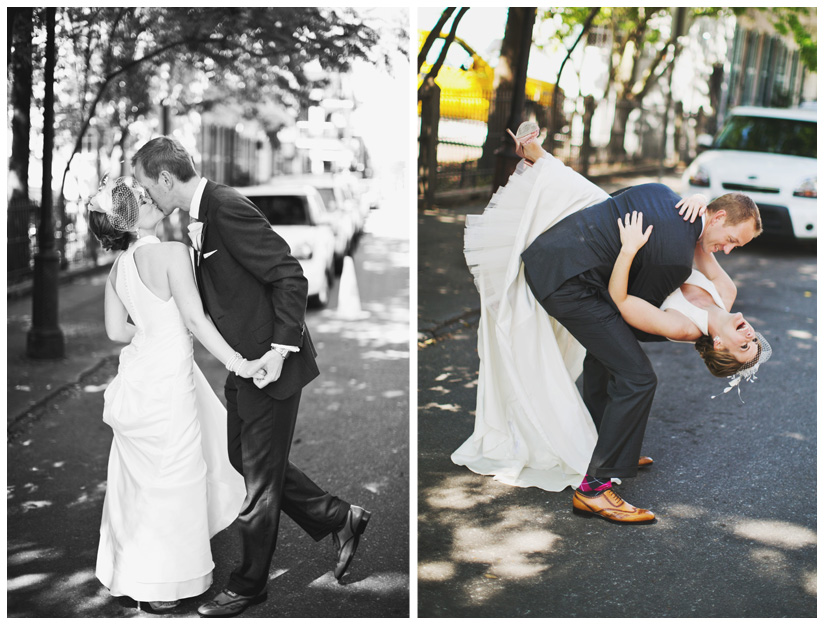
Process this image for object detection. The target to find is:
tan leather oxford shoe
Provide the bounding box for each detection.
[572,488,655,523]
[638,456,654,467]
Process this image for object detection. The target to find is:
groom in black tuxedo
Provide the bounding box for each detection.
[133,137,370,616]
[521,157,761,523]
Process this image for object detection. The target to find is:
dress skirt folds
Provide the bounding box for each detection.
[452,155,611,492]
[95,237,245,602]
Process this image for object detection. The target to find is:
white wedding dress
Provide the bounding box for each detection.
[95,236,246,602]
[452,155,723,492]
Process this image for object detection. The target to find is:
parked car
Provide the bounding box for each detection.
[272,174,359,268]
[236,183,336,308]
[683,105,817,240]
[417,30,560,122]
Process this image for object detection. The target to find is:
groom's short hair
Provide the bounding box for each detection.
[707,192,762,235]
[132,137,198,182]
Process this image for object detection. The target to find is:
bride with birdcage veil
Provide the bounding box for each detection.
[86,175,262,612]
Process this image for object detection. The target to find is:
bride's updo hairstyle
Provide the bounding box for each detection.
[88,177,140,251]
[88,210,135,251]
[694,334,761,378]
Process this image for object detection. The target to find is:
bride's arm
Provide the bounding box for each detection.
[104,259,136,343]
[609,212,697,341]
[165,243,263,378]
[692,242,736,311]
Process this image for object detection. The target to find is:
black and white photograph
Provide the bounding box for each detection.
[417,7,816,619]
[7,7,410,619]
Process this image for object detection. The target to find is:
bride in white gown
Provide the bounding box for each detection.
[453,124,770,493]
[88,176,259,612]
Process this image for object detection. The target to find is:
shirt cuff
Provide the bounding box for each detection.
[271,343,300,353]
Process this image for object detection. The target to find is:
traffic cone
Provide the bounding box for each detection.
[336,256,370,320]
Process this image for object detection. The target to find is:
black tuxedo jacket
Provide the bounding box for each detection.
[194,180,319,399]
[521,183,704,341]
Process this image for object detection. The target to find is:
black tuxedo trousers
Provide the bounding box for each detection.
[224,375,348,596]
[528,270,656,478]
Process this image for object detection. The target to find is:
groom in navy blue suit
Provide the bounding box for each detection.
[520,147,760,523]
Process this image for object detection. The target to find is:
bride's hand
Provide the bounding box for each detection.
[617,211,652,252]
[236,356,266,379]
[676,193,708,222]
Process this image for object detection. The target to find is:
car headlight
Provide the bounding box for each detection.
[688,165,710,188]
[291,243,314,260]
[792,177,817,198]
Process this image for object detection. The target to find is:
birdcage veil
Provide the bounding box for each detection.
[711,331,772,402]
[88,175,143,232]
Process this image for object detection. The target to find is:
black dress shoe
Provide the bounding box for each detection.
[333,505,371,581]
[197,589,267,618]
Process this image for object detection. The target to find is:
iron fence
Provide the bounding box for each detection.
[419,88,700,200]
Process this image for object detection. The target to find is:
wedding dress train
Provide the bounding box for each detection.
[452,155,611,492]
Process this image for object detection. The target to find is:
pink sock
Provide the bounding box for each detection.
[579,474,612,493]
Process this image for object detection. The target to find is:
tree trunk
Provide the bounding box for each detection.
[8,7,33,202]
[479,7,536,171]
[608,97,634,161]
[580,94,596,176]
[418,79,440,208]
[8,8,35,277]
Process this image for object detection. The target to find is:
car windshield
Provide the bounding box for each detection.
[248,195,310,225]
[713,115,816,158]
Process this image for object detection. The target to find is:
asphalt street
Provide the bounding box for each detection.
[7,205,411,618]
[417,174,817,618]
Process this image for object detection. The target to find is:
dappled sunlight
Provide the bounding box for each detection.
[455,524,561,579]
[424,473,494,511]
[787,329,814,340]
[361,349,409,360]
[19,500,53,512]
[423,473,562,581]
[662,503,709,519]
[732,519,816,549]
[313,316,408,351]
[420,401,462,413]
[801,570,816,596]
[780,432,806,441]
[307,571,408,595]
[418,561,457,582]
[363,478,389,494]
[8,547,56,567]
[68,481,107,508]
[8,573,50,592]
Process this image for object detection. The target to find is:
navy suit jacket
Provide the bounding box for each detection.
[194,181,319,399]
[521,183,703,341]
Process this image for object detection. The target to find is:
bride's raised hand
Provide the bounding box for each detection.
[675,193,708,223]
[617,211,653,253]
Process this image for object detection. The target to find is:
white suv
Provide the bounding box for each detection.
[682,105,817,239]
[237,183,336,308]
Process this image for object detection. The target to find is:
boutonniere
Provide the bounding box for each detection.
[187,222,203,252]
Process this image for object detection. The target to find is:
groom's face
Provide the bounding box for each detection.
[700,211,756,255]
[135,163,176,217]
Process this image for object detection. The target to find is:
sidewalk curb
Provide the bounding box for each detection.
[428,165,678,206]
[418,308,480,345]
[8,354,118,441]
[7,261,114,300]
